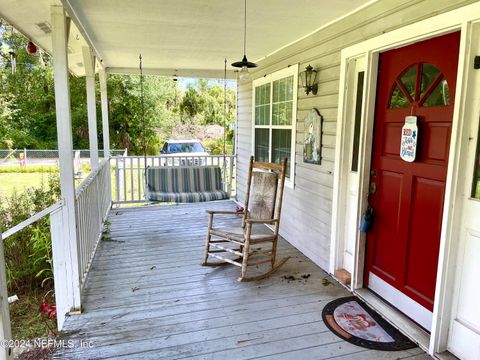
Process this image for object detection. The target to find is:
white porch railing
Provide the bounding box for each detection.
[0,154,236,347]
[112,155,236,204]
[74,159,111,287]
[0,201,64,359]
[50,158,111,329]
[0,158,112,343]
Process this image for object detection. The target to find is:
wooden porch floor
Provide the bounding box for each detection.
[53,200,429,359]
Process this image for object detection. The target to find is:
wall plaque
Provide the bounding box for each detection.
[303,108,323,164]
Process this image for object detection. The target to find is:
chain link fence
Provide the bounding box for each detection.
[0,149,127,167]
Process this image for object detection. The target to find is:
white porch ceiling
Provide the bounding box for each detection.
[0,0,374,77]
[0,0,90,76]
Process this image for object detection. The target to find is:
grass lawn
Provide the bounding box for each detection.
[0,168,91,198]
[0,173,55,197]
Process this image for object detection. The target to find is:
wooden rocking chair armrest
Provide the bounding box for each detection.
[245,219,279,225]
[206,210,245,215]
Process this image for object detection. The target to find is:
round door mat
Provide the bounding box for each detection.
[322,296,416,351]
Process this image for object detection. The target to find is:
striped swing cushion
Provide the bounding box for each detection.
[145,166,229,203]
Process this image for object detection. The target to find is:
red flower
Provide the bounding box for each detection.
[48,306,57,319]
[40,303,50,314]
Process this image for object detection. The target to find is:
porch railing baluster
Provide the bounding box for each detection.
[115,157,120,203]
[122,158,127,202]
[137,157,141,200]
[75,159,111,287]
[129,157,134,201]
[229,157,234,195]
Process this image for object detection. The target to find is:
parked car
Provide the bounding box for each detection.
[160,139,209,166]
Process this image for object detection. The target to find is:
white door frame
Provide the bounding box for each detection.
[445,22,480,360]
[330,3,480,356]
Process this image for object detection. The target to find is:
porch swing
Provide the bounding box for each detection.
[140,55,230,203]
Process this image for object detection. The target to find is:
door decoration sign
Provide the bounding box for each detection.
[400,116,418,162]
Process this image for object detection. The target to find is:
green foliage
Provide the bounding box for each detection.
[1,19,236,155]
[180,86,202,118]
[10,289,56,340]
[178,79,236,141]
[1,19,58,148]
[203,139,233,155]
[78,162,91,174]
[0,95,17,148]
[0,165,58,173]
[107,74,179,155]
[0,174,60,292]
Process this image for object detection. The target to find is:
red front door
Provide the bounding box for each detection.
[365,32,460,315]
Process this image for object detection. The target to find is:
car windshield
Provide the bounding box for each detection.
[168,142,205,153]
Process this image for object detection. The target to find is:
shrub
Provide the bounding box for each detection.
[203,139,233,155]
[79,163,91,174]
[0,165,59,173]
[0,174,60,293]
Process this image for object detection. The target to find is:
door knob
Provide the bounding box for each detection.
[369,182,377,194]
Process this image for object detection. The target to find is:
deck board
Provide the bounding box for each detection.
[52,200,428,359]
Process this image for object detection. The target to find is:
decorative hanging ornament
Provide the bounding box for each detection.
[26,41,37,55]
[400,116,418,162]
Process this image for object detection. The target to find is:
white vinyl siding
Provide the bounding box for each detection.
[236,0,477,270]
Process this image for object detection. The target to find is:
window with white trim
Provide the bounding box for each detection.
[252,65,298,183]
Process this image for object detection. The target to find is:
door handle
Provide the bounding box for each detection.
[369,182,377,194]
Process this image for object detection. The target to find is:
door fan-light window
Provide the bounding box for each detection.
[389,63,450,108]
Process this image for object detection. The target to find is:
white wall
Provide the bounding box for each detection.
[235,0,477,271]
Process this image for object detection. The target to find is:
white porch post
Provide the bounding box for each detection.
[51,5,81,312]
[82,47,99,170]
[99,68,110,158]
[99,68,112,204]
[0,237,12,360]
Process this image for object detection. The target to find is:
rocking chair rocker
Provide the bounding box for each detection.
[202,156,289,282]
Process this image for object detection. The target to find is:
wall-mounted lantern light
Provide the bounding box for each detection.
[299,64,318,95]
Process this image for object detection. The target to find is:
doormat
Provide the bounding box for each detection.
[322,296,416,351]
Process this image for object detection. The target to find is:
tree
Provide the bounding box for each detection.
[1,18,236,155]
[106,74,180,155]
[179,86,202,120]
[179,79,236,135]
[1,20,56,148]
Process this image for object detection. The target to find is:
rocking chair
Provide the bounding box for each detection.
[202,156,289,282]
